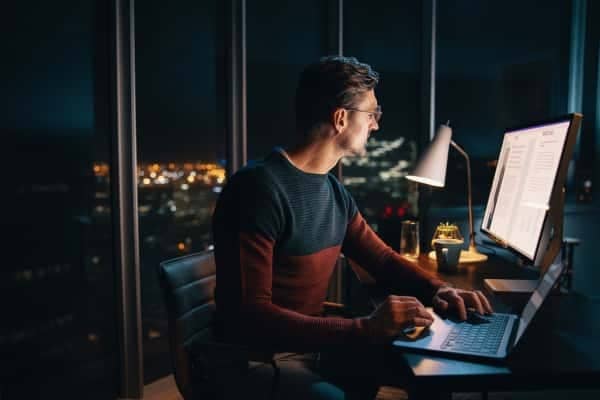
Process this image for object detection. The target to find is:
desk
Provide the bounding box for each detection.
[381,255,600,399]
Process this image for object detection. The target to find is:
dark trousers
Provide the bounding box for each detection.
[216,345,389,400]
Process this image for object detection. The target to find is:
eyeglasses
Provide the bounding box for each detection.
[345,105,382,122]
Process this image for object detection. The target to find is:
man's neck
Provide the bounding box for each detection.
[283,134,343,175]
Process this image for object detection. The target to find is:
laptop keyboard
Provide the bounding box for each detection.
[440,313,509,355]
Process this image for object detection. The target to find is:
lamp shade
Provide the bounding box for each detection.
[406,124,452,187]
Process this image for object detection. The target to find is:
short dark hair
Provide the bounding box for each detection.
[295,56,379,132]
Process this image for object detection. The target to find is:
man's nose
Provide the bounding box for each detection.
[371,119,380,131]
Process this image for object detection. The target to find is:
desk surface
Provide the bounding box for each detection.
[385,254,600,395]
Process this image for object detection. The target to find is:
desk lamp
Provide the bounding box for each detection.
[406,123,487,263]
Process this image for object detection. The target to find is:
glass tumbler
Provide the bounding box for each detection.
[400,220,420,259]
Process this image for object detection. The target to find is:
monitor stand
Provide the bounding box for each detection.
[483,187,565,295]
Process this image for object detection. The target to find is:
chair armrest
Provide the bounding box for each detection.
[322,301,356,317]
[323,301,345,311]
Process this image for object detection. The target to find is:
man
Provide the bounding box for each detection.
[212,56,493,399]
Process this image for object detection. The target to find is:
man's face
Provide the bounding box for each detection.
[337,90,380,157]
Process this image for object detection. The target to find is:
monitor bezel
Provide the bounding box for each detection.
[480,113,582,263]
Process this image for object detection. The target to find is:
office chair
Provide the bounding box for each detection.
[158,251,381,399]
[158,250,278,399]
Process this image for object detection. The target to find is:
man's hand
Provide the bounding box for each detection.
[363,295,433,339]
[432,286,494,320]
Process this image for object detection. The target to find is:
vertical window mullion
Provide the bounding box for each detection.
[224,0,247,177]
[109,0,143,397]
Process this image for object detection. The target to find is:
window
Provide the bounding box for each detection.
[136,0,224,383]
[436,0,571,207]
[247,0,328,161]
[578,0,600,203]
[3,1,118,398]
[344,0,423,247]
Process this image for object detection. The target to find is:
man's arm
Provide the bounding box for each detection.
[230,231,368,351]
[341,212,494,319]
[223,231,436,350]
[216,174,437,349]
[341,212,447,303]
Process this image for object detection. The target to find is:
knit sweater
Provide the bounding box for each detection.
[212,148,445,351]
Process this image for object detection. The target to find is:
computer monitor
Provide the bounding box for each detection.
[481,113,582,267]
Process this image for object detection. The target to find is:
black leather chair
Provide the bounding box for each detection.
[158,251,218,399]
[158,251,277,399]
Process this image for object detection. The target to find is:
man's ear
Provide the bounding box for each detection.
[332,108,347,134]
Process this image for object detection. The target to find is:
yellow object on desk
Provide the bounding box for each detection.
[430,222,462,248]
[428,222,487,263]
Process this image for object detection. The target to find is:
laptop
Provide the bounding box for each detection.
[392,258,564,361]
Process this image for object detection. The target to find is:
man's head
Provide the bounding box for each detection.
[295,56,381,156]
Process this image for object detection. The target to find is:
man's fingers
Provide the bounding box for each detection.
[413,317,433,327]
[388,295,422,307]
[447,291,467,320]
[389,304,417,321]
[409,297,425,308]
[476,290,494,314]
[396,302,430,320]
[389,295,416,300]
[460,291,484,315]
[390,304,431,324]
[389,299,417,310]
[433,296,449,313]
[383,295,436,331]
[415,306,433,321]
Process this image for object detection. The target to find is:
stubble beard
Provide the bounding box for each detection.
[349,137,368,157]
[358,130,371,156]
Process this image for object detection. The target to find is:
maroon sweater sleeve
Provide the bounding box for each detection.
[341,212,447,303]
[234,232,368,351]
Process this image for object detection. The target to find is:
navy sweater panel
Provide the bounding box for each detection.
[218,149,357,256]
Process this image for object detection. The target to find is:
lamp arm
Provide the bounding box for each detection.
[450,140,476,251]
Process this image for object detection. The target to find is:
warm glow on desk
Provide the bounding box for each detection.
[406,123,487,263]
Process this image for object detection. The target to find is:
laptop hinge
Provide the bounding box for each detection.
[506,315,520,355]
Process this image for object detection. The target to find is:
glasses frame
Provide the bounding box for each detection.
[345,105,382,122]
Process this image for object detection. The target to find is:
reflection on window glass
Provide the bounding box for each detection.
[136,0,224,383]
[344,0,422,247]
[436,0,570,206]
[3,1,118,398]
[247,0,327,161]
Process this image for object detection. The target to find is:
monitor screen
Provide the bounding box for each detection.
[481,115,579,261]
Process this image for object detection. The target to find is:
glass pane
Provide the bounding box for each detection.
[578,0,600,203]
[436,0,571,207]
[135,0,224,383]
[247,0,327,160]
[2,1,118,398]
[344,0,422,247]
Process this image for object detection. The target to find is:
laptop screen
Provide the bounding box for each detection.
[514,260,564,344]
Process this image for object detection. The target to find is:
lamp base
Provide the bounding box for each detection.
[428,249,488,263]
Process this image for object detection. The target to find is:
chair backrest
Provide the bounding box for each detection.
[158,251,217,399]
